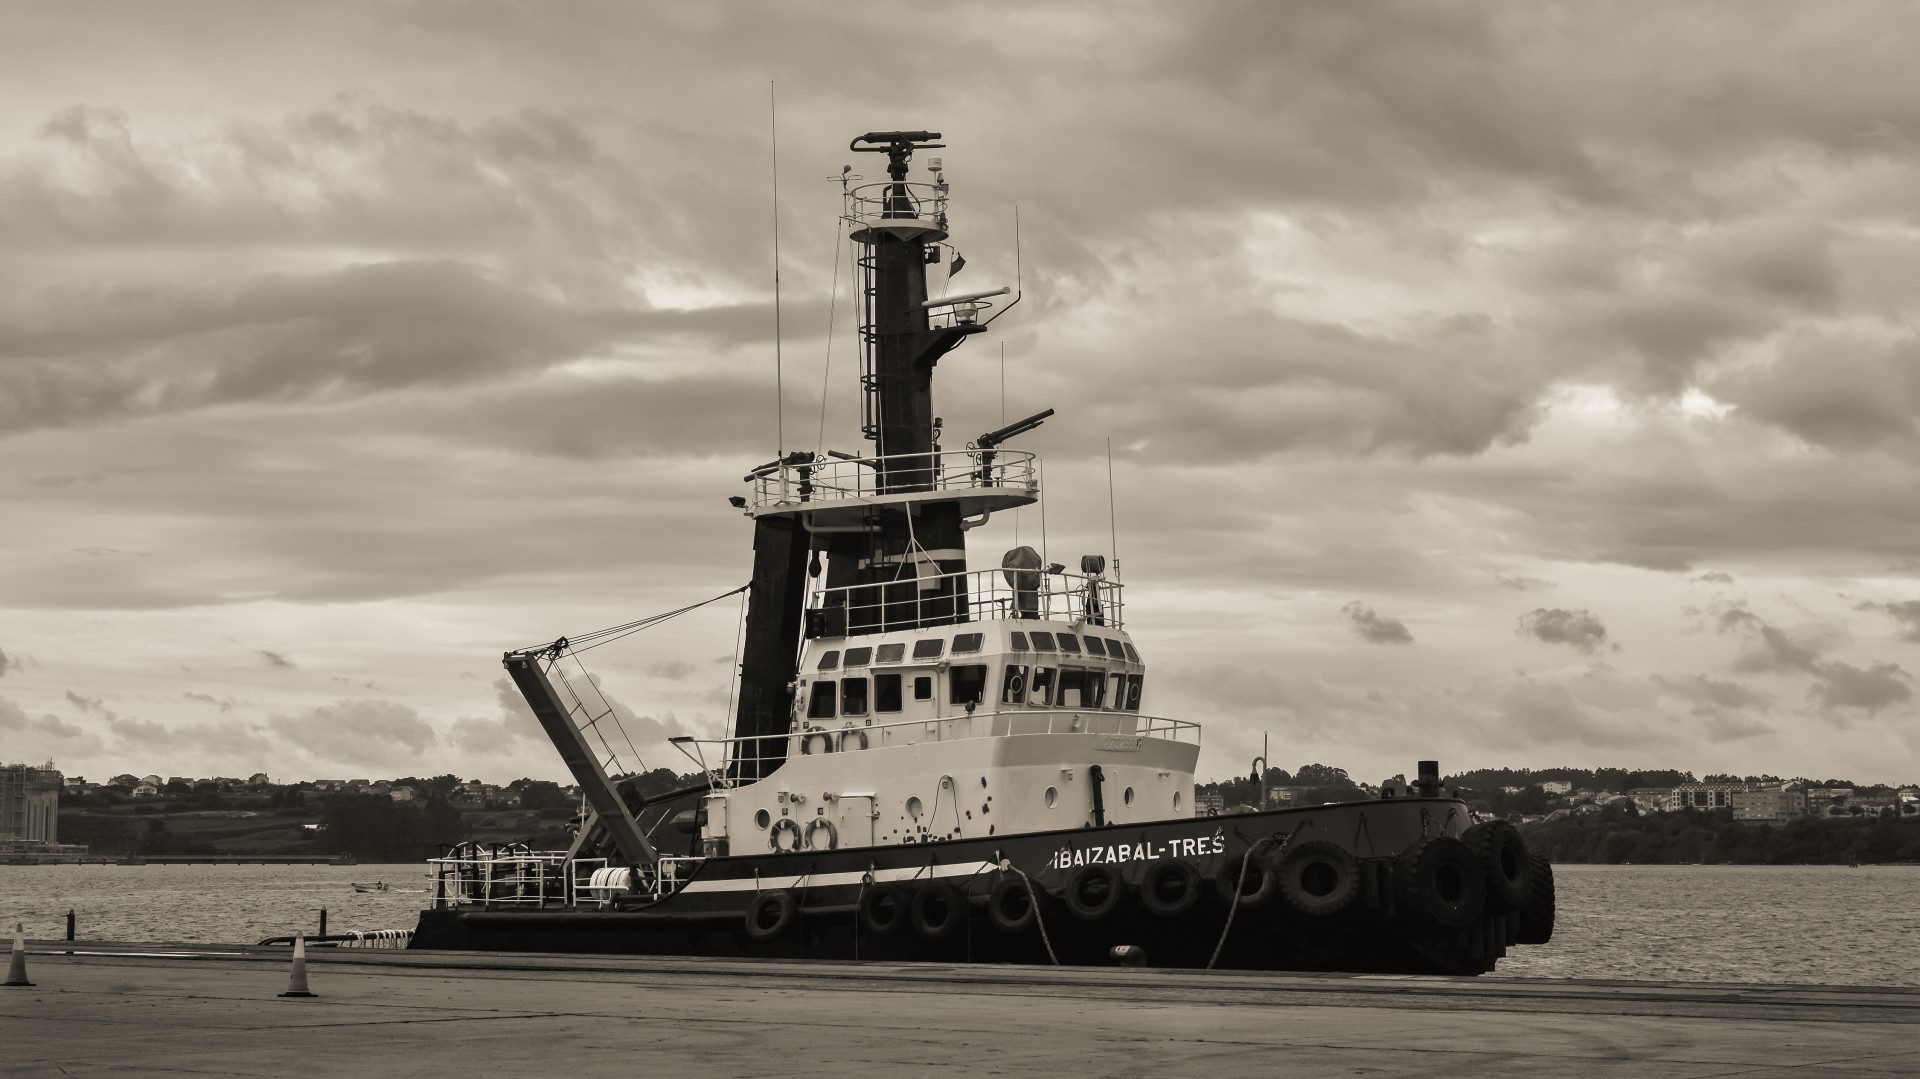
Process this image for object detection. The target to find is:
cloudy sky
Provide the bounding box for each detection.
[2,2,1917,787]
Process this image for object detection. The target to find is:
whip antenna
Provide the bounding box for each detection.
[769,81,785,476]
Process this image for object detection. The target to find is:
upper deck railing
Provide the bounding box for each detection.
[748,447,1037,512]
[673,708,1201,790]
[845,180,947,236]
[808,566,1123,634]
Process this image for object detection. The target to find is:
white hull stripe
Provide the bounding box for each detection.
[677,860,996,894]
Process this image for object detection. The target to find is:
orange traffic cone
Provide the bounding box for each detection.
[279,931,315,997]
[4,923,32,987]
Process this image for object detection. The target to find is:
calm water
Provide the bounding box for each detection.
[3,862,1916,985]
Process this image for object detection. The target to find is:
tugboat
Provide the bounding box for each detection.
[410,131,1556,974]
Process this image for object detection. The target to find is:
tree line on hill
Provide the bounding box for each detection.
[1523,804,1920,864]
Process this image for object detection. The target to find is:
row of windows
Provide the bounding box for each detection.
[814,630,1139,671]
[803,664,1142,720]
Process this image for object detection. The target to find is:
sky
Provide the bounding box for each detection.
[1,1,1917,788]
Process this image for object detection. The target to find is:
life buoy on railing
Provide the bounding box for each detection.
[1395,836,1486,929]
[800,728,834,755]
[804,817,838,851]
[768,817,804,853]
[838,724,870,752]
[745,890,798,942]
[1275,840,1360,917]
[1139,858,1203,918]
[910,881,967,940]
[859,881,910,937]
[987,873,1043,933]
[1064,863,1124,921]
[1461,820,1533,914]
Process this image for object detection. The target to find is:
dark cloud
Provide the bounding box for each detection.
[0,646,22,676]
[1,696,96,743]
[1497,575,1555,592]
[1858,599,1920,643]
[1517,608,1612,655]
[1715,603,1914,716]
[1807,661,1912,715]
[264,699,438,767]
[1691,572,1734,586]
[257,650,295,669]
[1341,601,1414,645]
[1652,674,1775,742]
[1714,331,1920,452]
[182,690,235,713]
[65,689,106,714]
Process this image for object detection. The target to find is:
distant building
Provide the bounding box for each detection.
[131,783,160,798]
[1540,781,1572,795]
[389,786,420,803]
[1628,787,1680,813]
[0,762,62,849]
[139,775,163,787]
[248,772,272,786]
[108,774,140,789]
[1675,783,1746,810]
[1192,789,1224,817]
[1733,785,1806,821]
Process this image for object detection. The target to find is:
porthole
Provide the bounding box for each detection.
[1173,790,1183,812]
[1045,786,1058,809]
[1123,786,1135,807]
[754,809,771,829]
[906,796,924,819]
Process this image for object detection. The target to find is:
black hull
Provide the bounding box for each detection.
[411,798,1530,976]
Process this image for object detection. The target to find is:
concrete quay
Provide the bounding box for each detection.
[5,941,1918,1077]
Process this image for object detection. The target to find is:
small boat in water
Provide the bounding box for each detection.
[409,130,1556,975]
[352,881,390,893]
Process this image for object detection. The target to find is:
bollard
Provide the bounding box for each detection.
[318,907,327,937]
[66,909,75,942]
[4,923,32,987]
[1109,944,1147,968]
[279,932,315,998]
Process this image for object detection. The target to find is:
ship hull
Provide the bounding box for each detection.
[411,798,1530,976]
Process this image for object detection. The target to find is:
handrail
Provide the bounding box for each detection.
[844,180,947,230]
[748,447,1036,510]
[808,565,1123,631]
[679,708,1200,789]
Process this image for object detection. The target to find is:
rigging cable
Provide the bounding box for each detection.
[816,214,846,455]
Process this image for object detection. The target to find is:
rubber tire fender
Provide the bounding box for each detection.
[986,874,1043,934]
[1214,848,1278,910]
[1517,854,1556,945]
[744,889,798,943]
[1063,863,1125,921]
[1462,820,1533,914]
[1275,840,1361,918]
[910,881,967,941]
[1396,836,1487,930]
[858,881,909,937]
[1139,858,1203,919]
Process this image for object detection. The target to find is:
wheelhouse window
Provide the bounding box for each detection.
[913,675,933,701]
[876,643,905,664]
[1001,664,1029,705]
[874,673,902,713]
[841,678,869,716]
[1057,668,1102,709]
[845,646,873,667]
[1029,666,1057,706]
[950,664,988,706]
[1105,639,1126,660]
[912,638,944,659]
[1125,674,1144,711]
[1123,643,1140,663]
[953,632,984,654]
[1057,634,1082,655]
[1029,631,1056,652]
[816,651,840,671]
[1010,631,1029,651]
[1106,672,1125,710]
[1083,636,1107,657]
[807,681,837,719]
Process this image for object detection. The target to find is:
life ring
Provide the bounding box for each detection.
[858,881,910,937]
[987,874,1042,933]
[1462,820,1533,914]
[837,724,870,752]
[1215,848,1278,909]
[767,817,803,853]
[800,728,834,755]
[744,890,798,942]
[1275,840,1360,918]
[1139,858,1203,919]
[910,881,967,940]
[1517,854,1556,944]
[1395,836,1487,929]
[1063,863,1124,921]
[803,817,838,851]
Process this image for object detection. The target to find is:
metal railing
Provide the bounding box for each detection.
[845,180,947,234]
[673,708,1200,790]
[807,565,1123,633]
[428,849,568,909]
[748,448,1036,511]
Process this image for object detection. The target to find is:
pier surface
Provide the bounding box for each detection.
[6,941,1917,1077]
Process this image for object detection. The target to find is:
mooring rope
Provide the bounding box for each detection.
[1206,837,1277,971]
[1008,862,1059,966]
